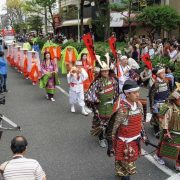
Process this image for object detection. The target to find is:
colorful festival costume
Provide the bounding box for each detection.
[156,88,180,170]
[85,54,119,144]
[67,65,88,115]
[78,48,95,92]
[23,49,29,78]
[149,70,170,136]
[111,80,145,179]
[28,51,41,84]
[60,46,78,74]
[40,60,60,97]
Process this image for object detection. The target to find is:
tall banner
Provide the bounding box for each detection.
[82,33,96,63]
[108,36,117,60]
[142,53,152,70]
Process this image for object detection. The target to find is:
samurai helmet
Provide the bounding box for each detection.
[96,53,110,71]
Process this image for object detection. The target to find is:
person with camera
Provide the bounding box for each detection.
[0,51,8,93]
[0,136,46,180]
[67,60,89,116]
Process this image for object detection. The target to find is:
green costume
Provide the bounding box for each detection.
[59,46,78,74]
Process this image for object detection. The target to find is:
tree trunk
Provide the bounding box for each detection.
[104,0,110,41]
[128,0,132,40]
[48,5,56,34]
[80,0,84,39]
[44,6,48,34]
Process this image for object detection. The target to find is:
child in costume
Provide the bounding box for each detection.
[67,61,89,116]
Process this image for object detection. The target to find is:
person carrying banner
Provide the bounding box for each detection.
[80,53,94,92]
[154,83,180,170]
[85,53,119,148]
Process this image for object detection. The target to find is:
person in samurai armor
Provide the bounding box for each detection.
[149,67,170,138]
[154,83,180,170]
[111,80,147,180]
[67,61,89,116]
[85,53,119,148]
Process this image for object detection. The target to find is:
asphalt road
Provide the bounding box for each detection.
[0,63,178,180]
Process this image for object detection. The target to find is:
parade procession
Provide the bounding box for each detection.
[0,0,180,180]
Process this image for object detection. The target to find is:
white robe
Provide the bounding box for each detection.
[116,65,131,91]
[67,68,88,106]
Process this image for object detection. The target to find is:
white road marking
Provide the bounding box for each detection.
[166,173,180,180]
[141,149,176,177]
[56,86,69,97]
[56,85,177,177]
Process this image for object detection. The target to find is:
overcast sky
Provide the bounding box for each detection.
[0,0,7,15]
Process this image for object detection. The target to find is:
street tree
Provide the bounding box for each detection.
[13,22,28,34]
[137,5,180,38]
[80,0,85,38]
[110,0,162,39]
[23,0,57,33]
[27,15,43,35]
[93,0,111,41]
[6,0,24,27]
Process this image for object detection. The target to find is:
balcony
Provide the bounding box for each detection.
[61,0,79,7]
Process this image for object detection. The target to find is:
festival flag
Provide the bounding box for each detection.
[82,33,96,63]
[142,53,153,70]
[108,36,117,60]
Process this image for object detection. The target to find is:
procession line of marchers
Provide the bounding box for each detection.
[55,85,177,178]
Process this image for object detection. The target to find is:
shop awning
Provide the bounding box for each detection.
[110,11,137,27]
[61,18,92,27]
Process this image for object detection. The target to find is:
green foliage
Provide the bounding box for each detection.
[61,41,85,53]
[174,62,180,79]
[110,1,129,12]
[27,15,43,34]
[137,6,180,32]
[152,56,171,67]
[13,22,28,33]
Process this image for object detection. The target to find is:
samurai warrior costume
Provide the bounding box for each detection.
[85,54,119,147]
[149,68,170,137]
[111,80,146,179]
[155,87,180,170]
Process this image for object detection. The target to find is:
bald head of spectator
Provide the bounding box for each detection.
[11,136,28,154]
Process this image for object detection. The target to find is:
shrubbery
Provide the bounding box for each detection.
[35,39,180,80]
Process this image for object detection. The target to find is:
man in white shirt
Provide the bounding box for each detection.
[141,43,148,56]
[128,57,140,70]
[116,55,131,91]
[0,136,46,180]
